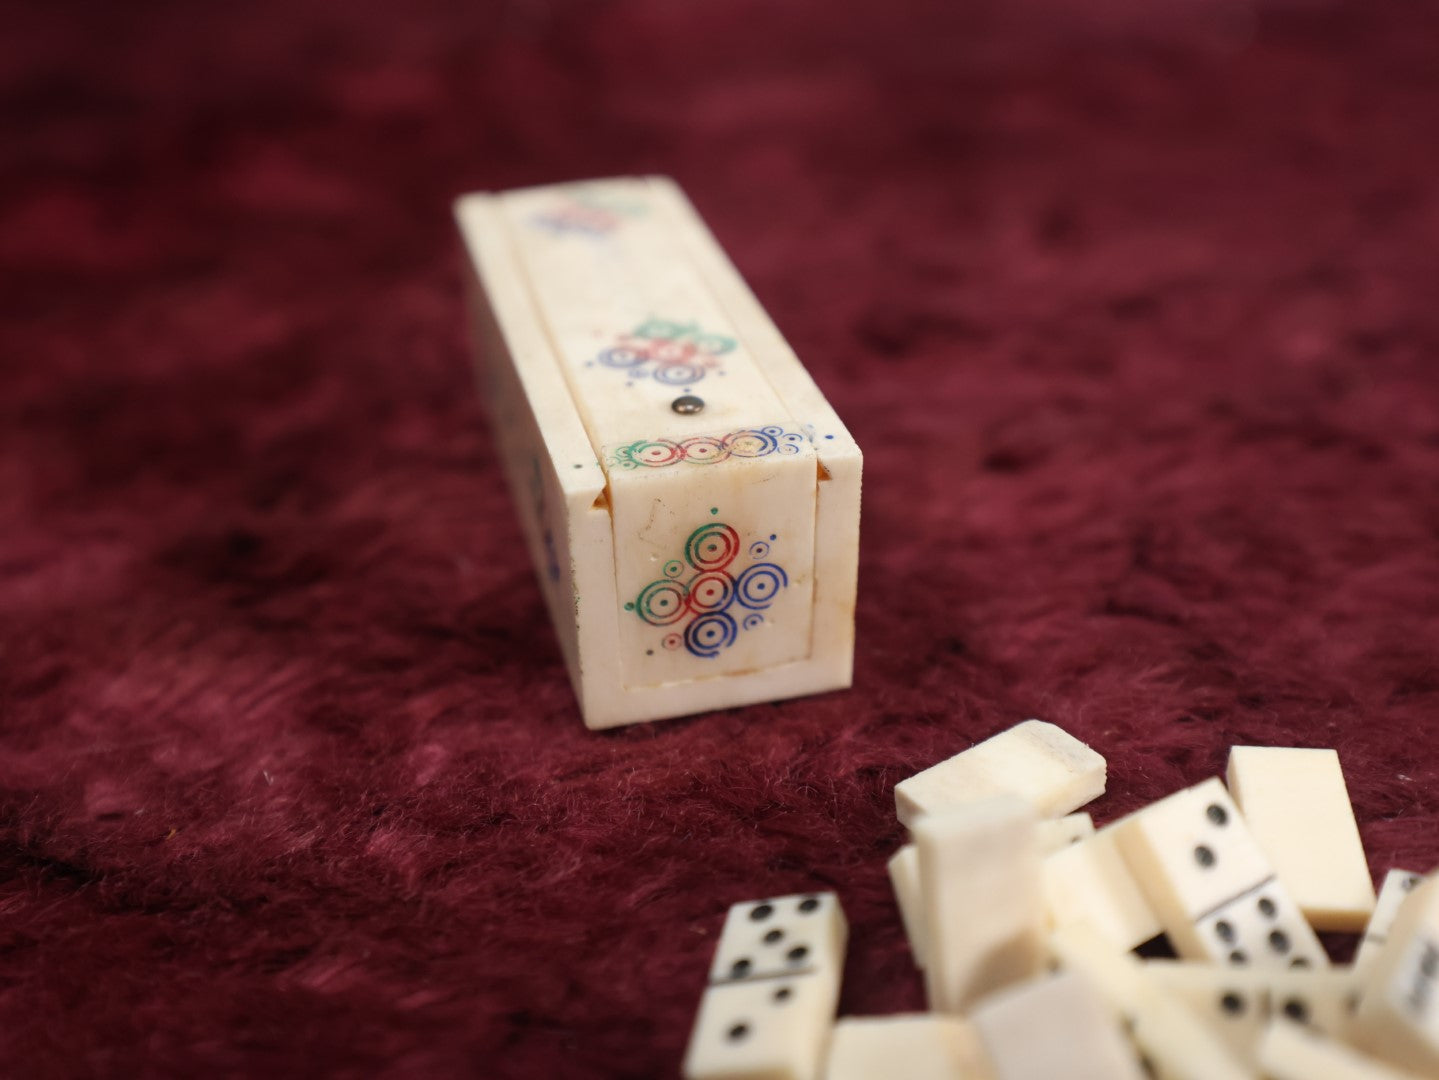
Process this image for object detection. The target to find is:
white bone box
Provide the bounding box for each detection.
[454,176,861,728]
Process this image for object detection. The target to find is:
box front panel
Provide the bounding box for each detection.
[606,428,817,687]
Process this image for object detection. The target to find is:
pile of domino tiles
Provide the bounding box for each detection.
[681,720,1439,1079]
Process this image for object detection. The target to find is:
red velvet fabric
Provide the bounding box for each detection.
[5,1,1439,1075]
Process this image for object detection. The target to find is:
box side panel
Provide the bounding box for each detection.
[455,195,606,698]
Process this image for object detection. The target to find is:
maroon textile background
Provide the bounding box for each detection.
[4,0,1439,1075]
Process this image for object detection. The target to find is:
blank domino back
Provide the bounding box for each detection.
[894,719,1106,827]
[454,177,861,729]
[1226,746,1376,932]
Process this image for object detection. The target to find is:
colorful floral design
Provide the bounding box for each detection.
[592,318,737,387]
[608,426,806,470]
[625,520,787,659]
[529,193,645,236]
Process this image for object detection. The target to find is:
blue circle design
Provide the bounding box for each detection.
[685,611,738,658]
[735,563,788,610]
[653,363,706,386]
[598,346,644,368]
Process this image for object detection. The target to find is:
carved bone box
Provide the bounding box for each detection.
[454,176,861,728]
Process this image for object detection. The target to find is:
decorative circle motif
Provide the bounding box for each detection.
[627,514,788,660]
[688,571,735,612]
[751,425,804,456]
[636,579,689,626]
[653,362,707,386]
[612,428,810,469]
[633,318,687,340]
[723,428,778,458]
[690,333,737,356]
[685,611,738,658]
[598,346,644,369]
[678,436,726,464]
[735,563,788,610]
[632,439,683,467]
[686,522,740,572]
[648,340,698,364]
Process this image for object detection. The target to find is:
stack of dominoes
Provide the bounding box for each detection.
[682,720,1439,1079]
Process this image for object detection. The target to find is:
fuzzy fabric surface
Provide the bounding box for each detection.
[4,0,1439,1076]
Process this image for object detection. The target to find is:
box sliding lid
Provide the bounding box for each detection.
[455,176,860,728]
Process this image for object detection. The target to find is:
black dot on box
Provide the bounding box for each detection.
[1194,845,1216,868]
[1282,998,1309,1023]
[1206,804,1229,826]
[1215,920,1236,944]
[763,929,783,945]
[773,987,792,1003]
[798,897,820,913]
[750,904,773,921]
[1219,992,1246,1016]
[1257,896,1276,918]
[787,946,808,964]
[730,959,751,978]
[1269,930,1291,955]
[1229,950,1248,964]
[727,1023,749,1042]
